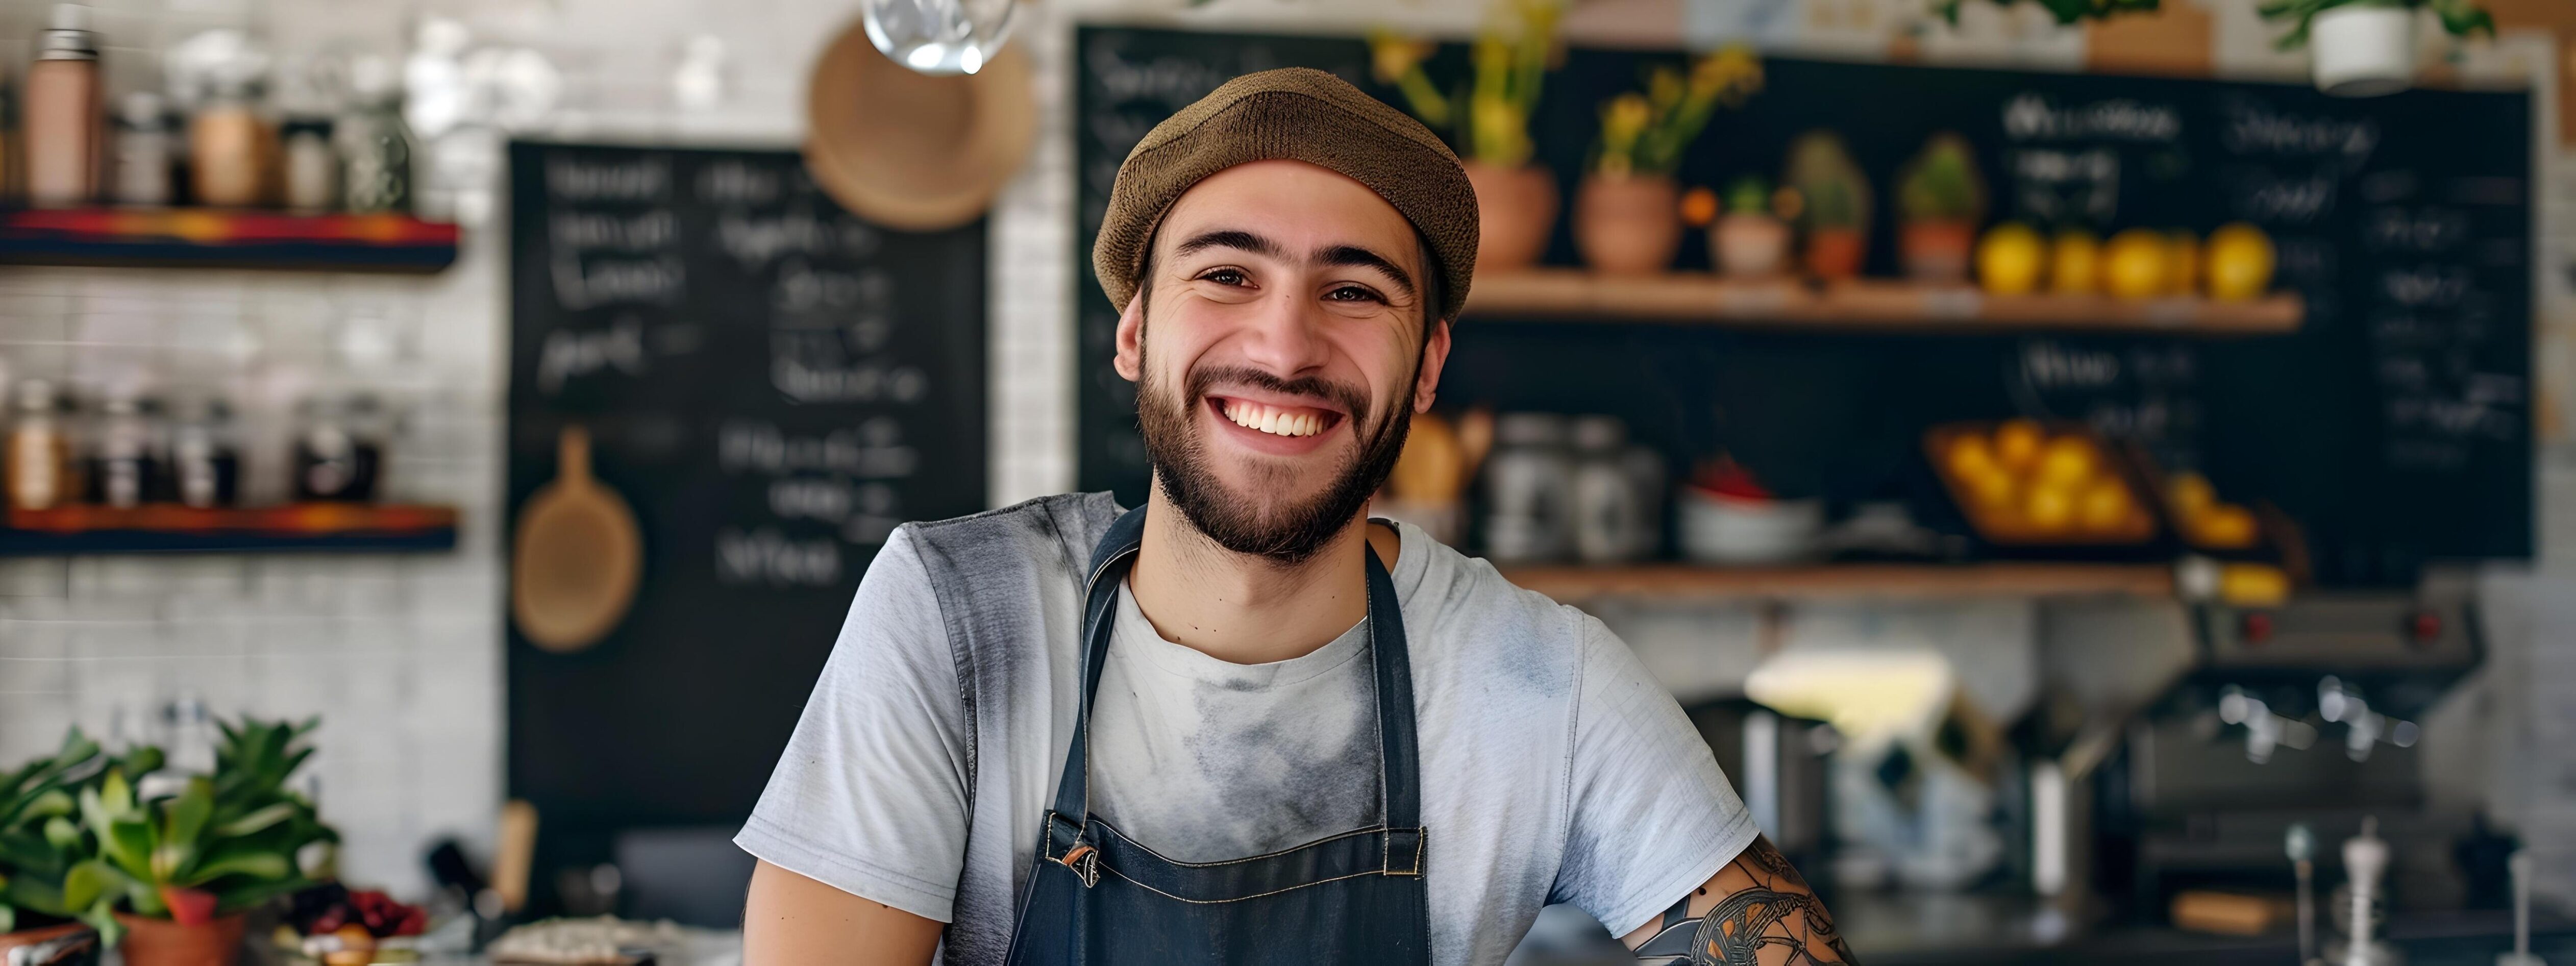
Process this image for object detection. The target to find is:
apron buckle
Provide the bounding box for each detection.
[1059,843,1102,888]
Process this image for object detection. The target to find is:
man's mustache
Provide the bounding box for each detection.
[1185,366,1371,424]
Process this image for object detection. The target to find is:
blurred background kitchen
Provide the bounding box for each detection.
[0,0,2569,963]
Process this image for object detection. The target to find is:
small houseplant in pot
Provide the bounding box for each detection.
[1,730,138,965]
[1711,176,1790,280]
[78,717,336,966]
[1895,133,1987,284]
[2258,0,2494,96]
[1576,46,1764,276]
[1373,0,1564,273]
[1785,132,1871,281]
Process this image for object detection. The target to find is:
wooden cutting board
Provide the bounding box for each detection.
[512,426,642,652]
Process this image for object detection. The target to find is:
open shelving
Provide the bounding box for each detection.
[0,504,459,555]
[1464,269,2302,335]
[0,209,460,273]
[1498,561,2176,603]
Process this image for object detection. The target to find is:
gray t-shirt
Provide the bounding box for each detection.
[737,494,1755,965]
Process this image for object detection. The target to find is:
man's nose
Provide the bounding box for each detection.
[1232,287,1332,377]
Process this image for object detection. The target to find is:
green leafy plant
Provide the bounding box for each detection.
[1371,0,1563,167]
[65,717,336,943]
[1785,132,1871,230]
[1897,133,1987,224]
[2256,0,2494,50]
[1590,46,1764,179]
[1725,176,1773,216]
[0,731,166,937]
[1930,0,2162,26]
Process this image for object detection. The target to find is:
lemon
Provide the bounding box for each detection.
[2079,479,2133,532]
[2219,564,2291,607]
[2194,504,2259,549]
[1976,222,2046,295]
[2037,437,2097,487]
[1966,470,2017,508]
[2049,231,2100,294]
[1994,419,2045,472]
[2024,483,2077,533]
[2205,222,2276,302]
[2104,229,2171,300]
[1945,435,2000,481]
[2167,231,2200,296]
[2166,472,2216,517]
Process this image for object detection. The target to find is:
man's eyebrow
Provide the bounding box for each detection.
[1316,244,1417,299]
[1171,229,1286,261]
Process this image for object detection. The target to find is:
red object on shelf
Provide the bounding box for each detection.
[2409,609,2442,645]
[6,503,458,535]
[0,208,459,246]
[2240,611,2274,645]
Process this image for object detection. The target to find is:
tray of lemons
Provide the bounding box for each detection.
[1926,419,2158,546]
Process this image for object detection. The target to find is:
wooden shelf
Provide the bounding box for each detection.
[1463,270,2302,335]
[1500,561,2176,602]
[0,504,459,555]
[0,209,460,273]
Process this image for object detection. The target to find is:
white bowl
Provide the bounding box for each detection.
[1679,489,1824,565]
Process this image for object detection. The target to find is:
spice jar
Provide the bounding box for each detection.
[6,379,75,510]
[110,91,174,207]
[24,4,101,209]
[293,393,384,502]
[189,75,273,207]
[280,115,336,213]
[337,57,412,214]
[1482,412,1576,564]
[1570,415,1653,564]
[165,394,239,508]
[84,392,158,508]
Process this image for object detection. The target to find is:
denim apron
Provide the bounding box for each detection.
[1002,507,1432,964]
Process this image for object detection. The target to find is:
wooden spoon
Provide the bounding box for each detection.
[511,426,642,653]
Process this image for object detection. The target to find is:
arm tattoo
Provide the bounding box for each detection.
[1637,836,1858,965]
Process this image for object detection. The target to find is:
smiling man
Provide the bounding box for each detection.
[736,68,1855,965]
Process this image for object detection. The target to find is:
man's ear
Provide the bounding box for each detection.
[1112,290,1146,383]
[1412,318,1452,414]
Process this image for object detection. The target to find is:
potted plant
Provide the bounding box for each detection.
[1895,133,1987,284]
[1575,46,1763,276]
[1785,132,1871,281]
[77,717,336,966]
[1710,176,1790,280]
[2258,0,2494,96]
[1373,0,1564,274]
[1,730,127,965]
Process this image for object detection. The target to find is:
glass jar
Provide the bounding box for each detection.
[165,394,240,508]
[336,59,411,214]
[1570,415,1651,564]
[279,115,337,213]
[293,393,385,502]
[84,392,160,509]
[189,76,274,208]
[1482,412,1575,564]
[111,90,174,207]
[5,378,73,510]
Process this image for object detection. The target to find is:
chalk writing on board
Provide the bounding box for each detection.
[551,210,676,252]
[2218,96,2379,164]
[547,156,671,202]
[2000,92,2182,142]
[697,158,783,206]
[716,527,843,586]
[2010,340,2197,451]
[552,253,685,311]
[536,316,648,393]
[2009,147,2119,223]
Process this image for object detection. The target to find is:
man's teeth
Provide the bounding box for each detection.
[1221,400,1328,437]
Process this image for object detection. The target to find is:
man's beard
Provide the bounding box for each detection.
[1136,351,1416,566]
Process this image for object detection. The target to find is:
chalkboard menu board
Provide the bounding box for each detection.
[1074,28,2531,584]
[506,142,986,891]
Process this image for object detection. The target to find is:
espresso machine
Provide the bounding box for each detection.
[2093,588,2491,926]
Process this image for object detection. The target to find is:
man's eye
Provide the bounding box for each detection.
[1326,285,1384,303]
[1198,268,1249,286]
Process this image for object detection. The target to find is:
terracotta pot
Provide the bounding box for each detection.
[1804,227,1867,280]
[1463,162,1559,273]
[1900,220,1976,283]
[114,914,245,966]
[1574,174,1683,276]
[1712,213,1791,280]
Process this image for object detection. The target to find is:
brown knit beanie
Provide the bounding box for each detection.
[1093,67,1479,321]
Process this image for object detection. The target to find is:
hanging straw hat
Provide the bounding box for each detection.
[804,20,1035,231]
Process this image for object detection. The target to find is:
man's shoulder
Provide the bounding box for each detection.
[890,491,1124,582]
[1392,522,1596,653]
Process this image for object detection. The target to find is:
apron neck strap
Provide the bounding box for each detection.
[1051,506,1422,833]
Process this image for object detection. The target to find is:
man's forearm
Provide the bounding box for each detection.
[1625,836,1858,965]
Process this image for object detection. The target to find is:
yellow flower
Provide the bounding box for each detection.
[1694,44,1765,104]
[1601,92,1652,143]
[1369,32,1436,85]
